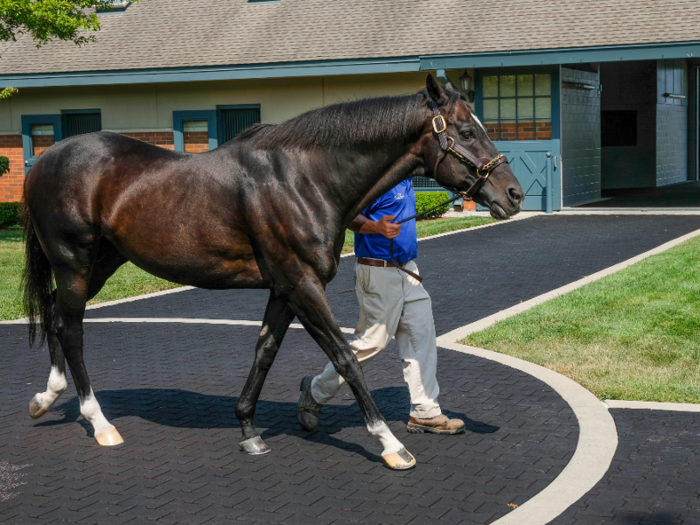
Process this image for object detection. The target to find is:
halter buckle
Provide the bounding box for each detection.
[432,115,447,134]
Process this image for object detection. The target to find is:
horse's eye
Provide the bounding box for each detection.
[461,130,472,140]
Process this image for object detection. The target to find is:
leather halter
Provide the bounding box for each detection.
[430,101,509,201]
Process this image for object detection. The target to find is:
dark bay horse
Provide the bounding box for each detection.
[22,75,523,470]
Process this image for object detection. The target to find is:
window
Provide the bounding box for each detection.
[482,73,552,141]
[173,111,218,153]
[30,124,55,157]
[21,115,63,172]
[97,1,130,12]
[182,121,210,153]
[217,105,261,145]
[61,110,101,138]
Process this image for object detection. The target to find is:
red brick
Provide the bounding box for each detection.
[0,134,24,202]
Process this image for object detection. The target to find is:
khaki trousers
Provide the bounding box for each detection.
[311,260,441,419]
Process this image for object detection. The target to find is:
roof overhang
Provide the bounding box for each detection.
[423,41,700,70]
[2,41,699,89]
[0,56,421,88]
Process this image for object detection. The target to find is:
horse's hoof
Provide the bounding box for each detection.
[29,396,47,419]
[239,436,271,455]
[95,427,124,446]
[382,448,416,470]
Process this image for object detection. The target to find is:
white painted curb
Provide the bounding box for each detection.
[439,341,618,525]
[438,227,700,343]
[605,400,700,412]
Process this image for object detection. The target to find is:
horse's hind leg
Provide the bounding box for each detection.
[29,293,68,419]
[53,263,123,446]
[237,291,295,454]
[29,242,125,421]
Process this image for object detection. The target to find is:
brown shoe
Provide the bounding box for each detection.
[407,414,466,435]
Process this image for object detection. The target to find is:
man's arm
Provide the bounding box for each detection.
[349,214,401,239]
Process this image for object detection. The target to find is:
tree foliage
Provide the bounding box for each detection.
[0,0,140,48]
[0,86,18,100]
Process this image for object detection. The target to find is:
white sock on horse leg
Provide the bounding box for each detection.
[80,388,114,436]
[368,421,403,456]
[34,366,67,410]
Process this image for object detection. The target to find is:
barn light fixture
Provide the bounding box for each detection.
[663,93,686,99]
[459,71,475,103]
[562,81,597,90]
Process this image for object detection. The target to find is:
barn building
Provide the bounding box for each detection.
[1,0,699,210]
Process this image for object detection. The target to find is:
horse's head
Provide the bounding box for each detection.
[419,74,523,219]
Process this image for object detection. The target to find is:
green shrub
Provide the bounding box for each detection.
[0,202,21,229]
[0,156,9,176]
[415,191,451,220]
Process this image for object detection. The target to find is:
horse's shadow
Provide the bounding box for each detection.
[37,386,498,460]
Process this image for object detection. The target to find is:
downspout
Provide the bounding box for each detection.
[435,69,450,86]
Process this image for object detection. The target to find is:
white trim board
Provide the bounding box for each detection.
[437,227,700,344]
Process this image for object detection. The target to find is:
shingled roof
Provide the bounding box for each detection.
[1,0,699,75]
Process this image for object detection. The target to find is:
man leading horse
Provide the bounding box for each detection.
[298,179,465,460]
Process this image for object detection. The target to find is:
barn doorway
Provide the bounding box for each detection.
[579,60,699,209]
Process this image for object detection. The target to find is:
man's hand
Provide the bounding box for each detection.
[349,215,401,239]
[370,216,402,239]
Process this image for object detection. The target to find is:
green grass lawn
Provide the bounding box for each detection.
[0,215,497,321]
[463,236,700,404]
[0,228,180,321]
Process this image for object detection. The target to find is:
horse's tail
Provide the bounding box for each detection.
[21,203,54,347]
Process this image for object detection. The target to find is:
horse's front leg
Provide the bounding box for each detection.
[237,291,295,455]
[288,273,416,470]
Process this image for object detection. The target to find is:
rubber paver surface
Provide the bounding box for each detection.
[3,214,700,524]
[0,324,576,524]
[551,410,700,525]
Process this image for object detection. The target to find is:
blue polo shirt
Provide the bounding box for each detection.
[354,179,417,263]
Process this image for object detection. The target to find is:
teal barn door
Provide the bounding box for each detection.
[492,140,561,211]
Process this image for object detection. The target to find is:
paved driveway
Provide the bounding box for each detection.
[1,214,699,524]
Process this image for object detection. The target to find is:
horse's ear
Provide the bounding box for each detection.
[426,74,447,105]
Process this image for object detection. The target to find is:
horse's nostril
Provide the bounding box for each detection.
[508,186,523,204]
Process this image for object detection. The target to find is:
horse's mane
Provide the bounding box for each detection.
[235,88,462,150]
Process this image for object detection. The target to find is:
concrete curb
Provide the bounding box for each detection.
[438,340,618,525]
[604,400,700,412]
[438,227,700,344]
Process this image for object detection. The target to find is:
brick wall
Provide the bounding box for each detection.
[0,135,24,203]
[120,132,175,150]
[0,132,177,203]
[485,121,552,141]
[31,135,55,157]
[184,131,209,153]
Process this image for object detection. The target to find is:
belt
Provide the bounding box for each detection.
[357,257,403,268]
[356,257,423,283]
